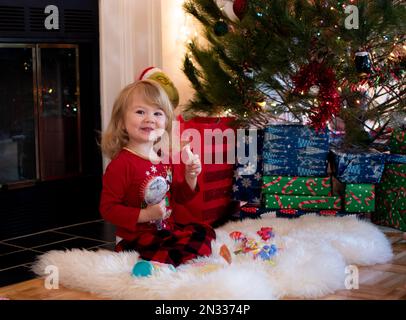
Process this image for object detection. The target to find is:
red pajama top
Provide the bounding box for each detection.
[99,148,199,241]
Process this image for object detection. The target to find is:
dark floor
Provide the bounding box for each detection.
[0,220,116,287]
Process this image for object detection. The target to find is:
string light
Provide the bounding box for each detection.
[257,101,266,108]
[176,1,198,45]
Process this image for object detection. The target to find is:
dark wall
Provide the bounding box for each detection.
[0,0,102,240]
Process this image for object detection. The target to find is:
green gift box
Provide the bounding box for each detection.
[344,184,375,213]
[374,164,406,231]
[264,194,341,210]
[262,176,331,196]
[390,129,406,155]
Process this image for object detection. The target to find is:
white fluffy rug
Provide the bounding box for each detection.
[32,214,393,300]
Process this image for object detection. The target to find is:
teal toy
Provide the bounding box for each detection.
[132,260,176,277]
[132,260,155,277]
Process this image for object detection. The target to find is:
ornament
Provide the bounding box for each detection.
[216,0,239,22]
[354,51,372,74]
[309,85,320,96]
[233,0,248,20]
[389,43,406,78]
[389,43,406,62]
[292,61,341,131]
[214,20,229,36]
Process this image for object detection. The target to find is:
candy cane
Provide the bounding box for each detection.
[385,187,406,194]
[262,176,282,189]
[349,191,362,204]
[334,198,341,209]
[322,177,331,188]
[345,193,351,205]
[386,169,406,179]
[305,178,317,195]
[395,131,405,143]
[274,194,284,208]
[299,199,328,209]
[364,191,375,207]
[282,177,298,194]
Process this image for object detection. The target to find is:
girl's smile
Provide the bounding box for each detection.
[124,95,167,145]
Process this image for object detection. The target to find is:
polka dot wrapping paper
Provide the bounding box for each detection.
[389,129,406,155]
[374,164,406,231]
[262,176,332,196]
[264,194,341,210]
[344,184,375,213]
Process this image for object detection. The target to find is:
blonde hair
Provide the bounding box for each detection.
[101,79,174,159]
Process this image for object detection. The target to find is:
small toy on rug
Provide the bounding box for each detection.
[229,228,279,263]
[219,244,232,264]
[257,227,274,241]
[132,260,176,277]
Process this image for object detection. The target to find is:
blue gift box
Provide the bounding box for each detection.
[386,153,406,164]
[232,129,264,204]
[262,124,329,176]
[331,149,386,184]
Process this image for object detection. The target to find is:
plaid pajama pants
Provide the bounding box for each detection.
[115,223,216,267]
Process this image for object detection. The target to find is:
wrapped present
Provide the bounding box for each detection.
[344,184,375,213]
[232,129,264,204]
[264,194,342,210]
[331,148,386,184]
[390,129,406,155]
[232,173,262,205]
[262,124,329,176]
[172,116,235,225]
[386,153,406,164]
[232,184,262,205]
[262,176,331,196]
[374,164,406,231]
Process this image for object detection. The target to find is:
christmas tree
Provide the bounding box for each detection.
[182,0,406,149]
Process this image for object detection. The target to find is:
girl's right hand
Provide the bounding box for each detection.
[138,199,166,223]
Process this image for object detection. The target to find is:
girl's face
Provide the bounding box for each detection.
[124,94,167,145]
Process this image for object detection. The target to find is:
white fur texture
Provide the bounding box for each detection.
[32,214,393,300]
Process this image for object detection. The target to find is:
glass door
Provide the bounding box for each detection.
[37,44,81,180]
[0,45,37,185]
[0,44,81,186]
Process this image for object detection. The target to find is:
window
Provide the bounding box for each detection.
[0,44,81,186]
